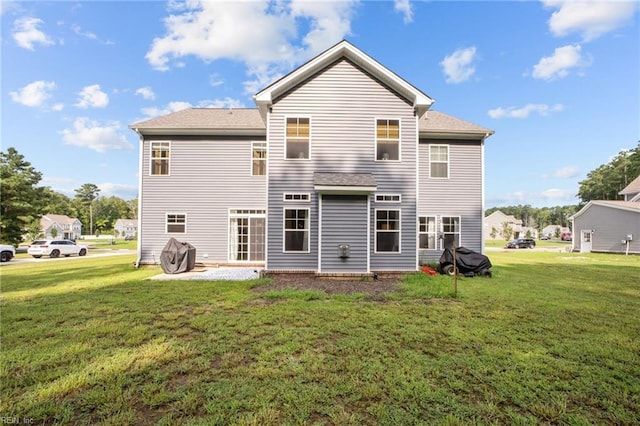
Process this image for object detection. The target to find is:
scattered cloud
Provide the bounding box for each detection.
[9,80,56,107]
[489,188,578,207]
[146,0,357,92]
[71,24,96,40]
[12,17,55,50]
[544,166,580,179]
[209,73,224,87]
[531,44,590,80]
[98,182,138,199]
[394,0,413,24]
[543,0,639,42]
[488,103,564,119]
[75,84,109,108]
[135,87,156,100]
[540,188,575,200]
[60,118,134,152]
[440,46,477,84]
[140,98,245,118]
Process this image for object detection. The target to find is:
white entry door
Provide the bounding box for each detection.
[580,230,592,253]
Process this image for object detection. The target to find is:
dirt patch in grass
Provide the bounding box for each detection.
[252,273,402,297]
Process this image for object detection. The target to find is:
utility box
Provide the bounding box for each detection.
[337,244,350,258]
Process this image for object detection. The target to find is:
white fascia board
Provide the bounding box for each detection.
[314,185,377,195]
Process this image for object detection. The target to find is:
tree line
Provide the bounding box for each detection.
[1,147,137,246]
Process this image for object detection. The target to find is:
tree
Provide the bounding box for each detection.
[0,148,43,246]
[50,227,58,238]
[500,221,513,241]
[74,183,101,235]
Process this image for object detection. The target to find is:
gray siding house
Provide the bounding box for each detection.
[130,40,493,274]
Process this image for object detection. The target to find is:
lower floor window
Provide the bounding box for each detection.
[284,209,309,252]
[442,216,460,248]
[419,216,437,249]
[376,209,400,252]
[166,213,186,233]
[229,210,265,262]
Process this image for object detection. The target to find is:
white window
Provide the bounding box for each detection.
[430,145,449,178]
[375,209,400,253]
[286,117,310,159]
[376,119,400,161]
[229,210,265,262]
[252,142,267,176]
[442,216,460,248]
[375,194,401,203]
[166,213,186,233]
[150,142,170,176]
[284,193,310,201]
[284,209,309,252]
[419,216,437,250]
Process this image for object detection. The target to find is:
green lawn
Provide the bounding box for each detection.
[1,251,639,425]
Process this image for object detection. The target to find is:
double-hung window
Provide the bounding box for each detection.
[419,216,437,250]
[430,145,449,178]
[284,209,309,252]
[376,209,400,253]
[376,119,400,161]
[286,117,310,159]
[166,213,186,233]
[442,216,460,249]
[151,142,170,175]
[252,142,267,176]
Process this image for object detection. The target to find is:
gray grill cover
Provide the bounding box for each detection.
[160,238,196,274]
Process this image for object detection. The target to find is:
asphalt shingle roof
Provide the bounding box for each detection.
[314,172,377,187]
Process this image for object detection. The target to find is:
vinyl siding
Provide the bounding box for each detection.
[139,135,266,264]
[266,59,418,272]
[573,205,640,254]
[320,195,368,272]
[418,139,484,262]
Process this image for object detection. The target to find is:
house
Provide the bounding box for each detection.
[541,224,569,239]
[570,175,640,254]
[40,214,82,240]
[130,40,494,274]
[114,219,137,238]
[484,210,524,240]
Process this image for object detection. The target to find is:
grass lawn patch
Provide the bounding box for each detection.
[1,252,639,424]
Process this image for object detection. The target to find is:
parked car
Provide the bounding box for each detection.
[0,244,16,262]
[506,238,535,249]
[540,235,551,240]
[124,235,135,241]
[27,239,88,258]
[561,232,572,241]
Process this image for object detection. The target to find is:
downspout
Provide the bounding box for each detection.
[481,132,490,254]
[134,129,144,268]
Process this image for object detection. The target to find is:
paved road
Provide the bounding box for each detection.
[1,249,136,266]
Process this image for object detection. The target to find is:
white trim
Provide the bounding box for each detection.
[415,115,420,269]
[318,194,323,273]
[418,216,438,250]
[367,195,371,272]
[284,115,311,160]
[149,141,171,176]
[314,185,377,194]
[374,208,402,254]
[166,212,187,234]
[251,141,267,176]
[440,215,461,250]
[227,209,266,263]
[375,194,401,203]
[283,207,311,253]
[374,117,401,162]
[264,111,271,268]
[481,139,486,253]
[429,144,449,179]
[283,193,311,202]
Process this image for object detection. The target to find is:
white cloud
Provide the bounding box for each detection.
[60,118,134,152]
[488,103,564,119]
[10,80,57,107]
[135,87,156,100]
[141,98,245,118]
[540,188,575,200]
[146,0,357,92]
[543,0,639,42]
[531,44,590,80]
[545,166,580,179]
[394,0,413,23]
[71,24,96,40]
[98,182,138,199]
[440,46,477,84]
[75,84,109,108]
[209,73,224,87]
[12,17,54,50]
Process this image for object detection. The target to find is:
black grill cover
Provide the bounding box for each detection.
[160,238,196,274]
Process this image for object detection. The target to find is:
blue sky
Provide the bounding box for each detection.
[2,0,639,207]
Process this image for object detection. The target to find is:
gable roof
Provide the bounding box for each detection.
[619,175,640,196]
[115,219,137,227]
[419,111,493,139]
[254,40,434,120]
[130,108,264,136]
[41,214,81,227]
[571,200,640,219]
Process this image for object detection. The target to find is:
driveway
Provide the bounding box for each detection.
[1,249,136,266]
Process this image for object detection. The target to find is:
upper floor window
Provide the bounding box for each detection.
[166,213,186,233]
[375,194,401,203]
[442,216,460,249]
[284,193,310,202]
[150,142,170,176]
[375,209,400,253]
[376,119,400,161]
[252,142,267,176]
[430,145,449,178]
[286,117,310,159]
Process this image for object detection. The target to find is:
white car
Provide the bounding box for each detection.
[0,244,15,262]
[27,239,88,258]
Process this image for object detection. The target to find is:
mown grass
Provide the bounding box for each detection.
[1,251,639,425]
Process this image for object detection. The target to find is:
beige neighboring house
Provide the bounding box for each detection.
[114,219,137,238]
[485,210,522,239]
[40,214,82,240]
[541,225,570,238]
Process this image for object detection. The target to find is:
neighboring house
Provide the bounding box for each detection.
[40,214,82,240]
[484,211,524,240]
[130,40,494,274]
[114,219,137,238]
[571,175,640,254]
